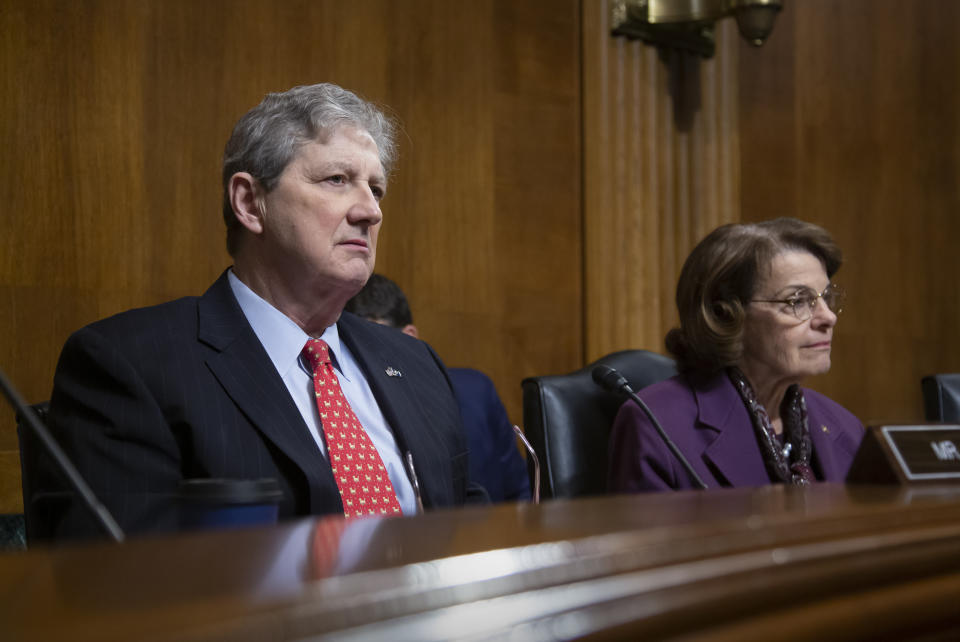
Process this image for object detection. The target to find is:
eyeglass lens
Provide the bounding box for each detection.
[795,286,844,319]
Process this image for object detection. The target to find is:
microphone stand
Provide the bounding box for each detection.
[0,367,125,542]
[512,425,540,504]
[593,366,708,490]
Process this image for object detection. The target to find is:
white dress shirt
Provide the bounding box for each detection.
[227,270,417,515]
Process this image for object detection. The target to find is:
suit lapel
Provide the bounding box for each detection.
[337,316,424,447]
[346,340,417,443]
[697,374,771,487]
[806,400,845,480]
[697,376,847,485]
[338,313,451,507]
[196,272,339,512]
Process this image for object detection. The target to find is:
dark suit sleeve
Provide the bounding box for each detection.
[465,372,530,502]
[409,346,491,506]
[418,343,484,506]
[31,326,183,539]
[486,384,531,502]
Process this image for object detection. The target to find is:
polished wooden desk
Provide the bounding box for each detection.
[4,484,960,641]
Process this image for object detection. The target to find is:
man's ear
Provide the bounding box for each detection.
[401,324,419,339]
[228,172,266,235]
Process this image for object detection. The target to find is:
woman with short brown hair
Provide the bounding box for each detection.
[609,218,863,491]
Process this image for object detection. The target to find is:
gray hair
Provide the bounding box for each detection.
[221,83,397,255]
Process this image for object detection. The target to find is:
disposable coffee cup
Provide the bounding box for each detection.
[178,478,282,531]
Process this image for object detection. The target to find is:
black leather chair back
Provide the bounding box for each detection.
[522,350,677,499]
[921,374,960,422]
[15,401,49,543]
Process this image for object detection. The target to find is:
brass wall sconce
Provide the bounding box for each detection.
[611,0,783,57]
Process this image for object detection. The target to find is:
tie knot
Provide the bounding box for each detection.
[303,338,331,371]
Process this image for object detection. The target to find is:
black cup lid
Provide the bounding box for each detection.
[178,478,283,504]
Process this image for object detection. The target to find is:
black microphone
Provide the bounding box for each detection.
[593,365,708,490]
[0,366,125,542]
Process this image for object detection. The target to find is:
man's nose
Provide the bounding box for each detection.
[348,187,383,225]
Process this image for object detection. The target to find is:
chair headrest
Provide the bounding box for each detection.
[922,374,960,422]
[521,350,676,498]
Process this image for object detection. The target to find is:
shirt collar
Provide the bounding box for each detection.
[227,269,347,379]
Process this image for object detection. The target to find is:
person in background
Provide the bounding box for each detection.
[609,218,864,492]
[31,83,483,540]
[346,274,531,503]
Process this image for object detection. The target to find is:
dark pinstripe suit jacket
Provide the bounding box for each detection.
[29,271,473,540]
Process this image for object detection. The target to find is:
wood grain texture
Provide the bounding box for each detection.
[739,0,960,424]
[6,0,956,517]
[582,1,740,362]
[0,0,581,512]
[377,0,582,423]
[6,485,960,639]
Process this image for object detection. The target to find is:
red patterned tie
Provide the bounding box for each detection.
[303,338,402,519]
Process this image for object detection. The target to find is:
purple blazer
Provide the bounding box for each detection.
[608,372,865,492]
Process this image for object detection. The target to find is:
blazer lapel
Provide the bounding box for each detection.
[806,400,846,480]
[697,375,771,487]
[196,272,339,512]
[338,314,453,507]
[337,317,425,445]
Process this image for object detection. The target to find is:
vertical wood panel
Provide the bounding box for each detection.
[740,0,960,424]
[0,0,581,512]
[583,2,740,362]
[385,1,582,422]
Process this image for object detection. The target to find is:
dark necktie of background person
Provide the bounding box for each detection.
[303,339,402,519]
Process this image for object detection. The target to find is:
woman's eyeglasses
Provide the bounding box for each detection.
[752,284,846,321]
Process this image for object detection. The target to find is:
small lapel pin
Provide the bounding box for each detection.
[821,425,830,434]
[385,367,402,378]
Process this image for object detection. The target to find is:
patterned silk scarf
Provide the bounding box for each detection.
[727,367,816,485]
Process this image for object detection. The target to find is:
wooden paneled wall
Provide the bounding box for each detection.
[582,2,741,361]
[380,2,582,422]
[0,0,581,512]
[738,0,960,424]
[584,0,960,425]
[3,0,958,515]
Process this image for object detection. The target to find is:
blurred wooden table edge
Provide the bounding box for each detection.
[5,483,960,641]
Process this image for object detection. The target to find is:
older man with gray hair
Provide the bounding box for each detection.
[29,83,482,541]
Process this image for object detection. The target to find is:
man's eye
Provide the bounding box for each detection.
[326,175,347,185]
[371,186,385,200]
